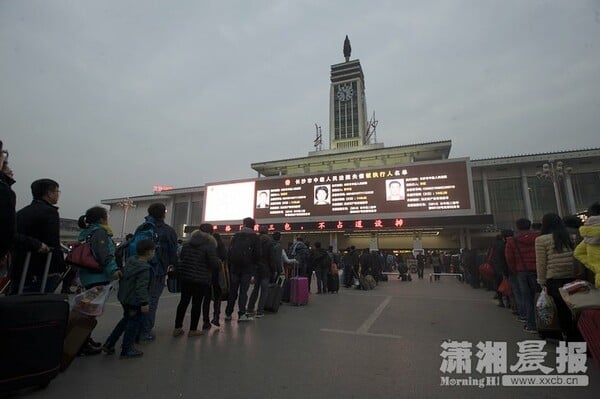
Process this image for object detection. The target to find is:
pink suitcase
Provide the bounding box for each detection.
[290,277,309,306]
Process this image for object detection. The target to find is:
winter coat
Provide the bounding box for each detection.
[0,172,16,259]
[574,216,600,288]
[535,234,577,286]
[78,224,119,288]
[228,227,261,275]
[491,239,509,276]
[11,199,65,285]
[177,232,219,285]
[257,233,274,278]
[505,231,540,273]
[118,256,151,306]
[310,247,331,271]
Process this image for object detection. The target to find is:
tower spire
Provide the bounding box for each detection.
[343,35,351,62]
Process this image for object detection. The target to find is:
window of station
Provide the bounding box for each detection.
[472,180,485,214]
[488,178,525,229]
[527,177,558,222]
[190,201,203,226]
[571,172,600,212]
[172,202,188,238]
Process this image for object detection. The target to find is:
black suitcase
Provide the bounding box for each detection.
[281,278,291,303]
[264,276,285,313]
[327,273,339,293]
[0,252,69,394]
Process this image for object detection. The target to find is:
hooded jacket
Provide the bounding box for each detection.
[574,216,600,288]
[505,231,540,273]
[177,231,219,285]
[118,256,151,306]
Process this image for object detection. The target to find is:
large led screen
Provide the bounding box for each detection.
[254,159,473,221]
[203,180,255,222]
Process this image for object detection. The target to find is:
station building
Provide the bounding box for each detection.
[102,40,600,252]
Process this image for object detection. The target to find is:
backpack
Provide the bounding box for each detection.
[228,233,256,267]
[290,242,308,264]
[128,221,160,265]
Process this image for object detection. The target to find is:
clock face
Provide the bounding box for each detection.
[336,84,354,102]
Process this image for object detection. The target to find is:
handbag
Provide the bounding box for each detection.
[498,276,512,296]
[71,283,114,317]
[66,238,102,273]
[166,265,180,293]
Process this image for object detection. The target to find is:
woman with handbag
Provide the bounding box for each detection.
[75,206,121,355]
[535,213,579,340]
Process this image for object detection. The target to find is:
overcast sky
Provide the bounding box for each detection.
[1,0,599,219]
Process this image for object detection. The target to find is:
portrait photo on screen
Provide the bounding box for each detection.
[256,190,270,209]
[386,179,405,201]
[314,184,331,206]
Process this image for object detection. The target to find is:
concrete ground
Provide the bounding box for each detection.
[21,270,600,399]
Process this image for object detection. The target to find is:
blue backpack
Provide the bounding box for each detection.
[128,221,160,266]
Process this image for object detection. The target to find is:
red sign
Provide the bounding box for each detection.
[153,185,174,193]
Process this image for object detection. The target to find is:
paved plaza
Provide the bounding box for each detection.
[21,271,600,399]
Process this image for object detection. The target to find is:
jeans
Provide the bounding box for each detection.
[175,281,211,330]
[105,304,144,352]
[517,271,539,330]
[417,265,424,279]
[316,267,329,293]
[141,273,165,337]
[508,274,525,319]
[226,272,252,317]
[247,276,270,314]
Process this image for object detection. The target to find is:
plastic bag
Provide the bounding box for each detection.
[536,287,557,329]
[71,283,113,317]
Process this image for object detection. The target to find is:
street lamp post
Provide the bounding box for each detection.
[536,160,573,218]
[116,198,136,240]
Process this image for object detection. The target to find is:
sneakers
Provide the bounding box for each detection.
[523,326,538,334]
[202,322,211,331]
[188,330,204,337]
[246,312,255,317]
[88,338,103,348]
[120,348,143,359]
[211,319,221,327]
[517,317,527,323]
[102,345,115,355]
[238,314,254,322]
[79,343,102,356]
[224,314,232,321]
[172,328,184,338]
[255,313,264,318]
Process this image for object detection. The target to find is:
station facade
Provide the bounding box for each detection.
[102,42,600,252]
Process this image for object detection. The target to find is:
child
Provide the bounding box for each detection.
[575,202,600,288]
[102,239,154,358]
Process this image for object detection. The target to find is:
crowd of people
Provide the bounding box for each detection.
[459,208,600,341]
[2,139,599,359]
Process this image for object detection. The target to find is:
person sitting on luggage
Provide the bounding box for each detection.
[102,239,153,358]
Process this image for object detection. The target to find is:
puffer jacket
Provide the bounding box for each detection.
[574,217,600,288]
[78,224,119,288]
[177,232,219,285]
[535,234,576,286]
[505,231,540,273]
[118,256,151,306]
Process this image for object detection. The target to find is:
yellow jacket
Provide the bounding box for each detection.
[574,223,600,288]
[535,234,577,286]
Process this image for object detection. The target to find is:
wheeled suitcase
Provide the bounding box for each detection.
[0,252,69,394]
[282,279,291,302]
[290,276,309,305]
[327,273,339,293]
[264,276,285,313]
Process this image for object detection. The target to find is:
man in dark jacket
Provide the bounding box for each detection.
[137,203,178,342]
[310,241,331,294]
[199,224,227,327]
[225,217,261,322]
[505,219,540,333]
[342,246,359,287]
[247,227,273,317]
[10,179,64,294]
[0,142,16,263]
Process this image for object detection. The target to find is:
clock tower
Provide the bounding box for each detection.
[329,36,370,150]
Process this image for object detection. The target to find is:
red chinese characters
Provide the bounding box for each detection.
[395,218,404,227]
[355,220,364,229]
[374,220,383,228]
